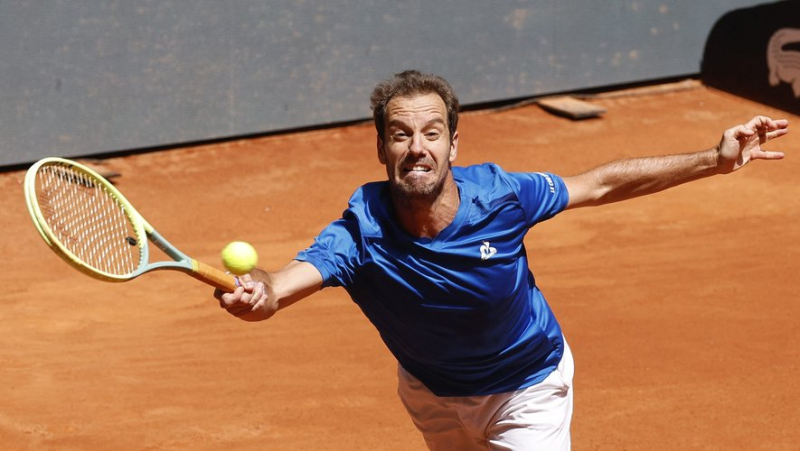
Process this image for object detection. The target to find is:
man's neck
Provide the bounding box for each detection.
[390,178,460,239]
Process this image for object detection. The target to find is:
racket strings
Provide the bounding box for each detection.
[36,165,142,275]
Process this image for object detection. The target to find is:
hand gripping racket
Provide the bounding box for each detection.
[24,157,238,291]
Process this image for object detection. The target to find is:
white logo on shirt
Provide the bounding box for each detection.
[480,241,497,260]
[534,172,556,194]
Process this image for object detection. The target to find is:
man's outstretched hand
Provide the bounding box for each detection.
[717,116,788,173]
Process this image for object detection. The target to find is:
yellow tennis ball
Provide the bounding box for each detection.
[221,241,258,276]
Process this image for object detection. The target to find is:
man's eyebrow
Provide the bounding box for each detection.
[386,119,406,129]
[387,117,446,128]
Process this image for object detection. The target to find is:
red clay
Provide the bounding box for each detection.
[1,83,798,450]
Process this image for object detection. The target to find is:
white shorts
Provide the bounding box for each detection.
[397,339,574,450]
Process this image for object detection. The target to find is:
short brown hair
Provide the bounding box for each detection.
[370,70,460,141]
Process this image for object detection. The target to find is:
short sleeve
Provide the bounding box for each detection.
[294,216,359,288]
[506,172,569,227]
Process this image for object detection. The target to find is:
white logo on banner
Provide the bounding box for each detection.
[767,28,800,98]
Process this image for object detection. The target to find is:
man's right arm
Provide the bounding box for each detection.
[215,260,323,322]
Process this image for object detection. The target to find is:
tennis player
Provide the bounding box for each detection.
[216,70,788,450]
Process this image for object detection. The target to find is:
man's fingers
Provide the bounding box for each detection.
[731,124,754,142]
[734,117,789,146]
[765,118,789,131]
[219,286,243,308]
[245,283,261,306]
[249,282,268,311]
[754,150,786,160]
[749,117,788,136]
[217,280,268,312]
[765,127,789,142]
[744,115,776,131]
[251,293,269,311]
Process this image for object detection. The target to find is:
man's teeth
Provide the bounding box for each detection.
[409,166,429,172]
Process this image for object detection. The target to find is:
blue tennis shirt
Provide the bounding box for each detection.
[295,163,570,396]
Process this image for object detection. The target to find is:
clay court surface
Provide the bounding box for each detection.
[1,83,798,450]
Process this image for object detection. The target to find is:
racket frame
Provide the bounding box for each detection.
[24,157,238,291]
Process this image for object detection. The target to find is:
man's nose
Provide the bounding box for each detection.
[408,133,426,154]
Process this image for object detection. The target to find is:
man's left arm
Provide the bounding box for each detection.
[563,116,789,210]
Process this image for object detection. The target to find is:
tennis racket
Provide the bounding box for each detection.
[24,157,238,291]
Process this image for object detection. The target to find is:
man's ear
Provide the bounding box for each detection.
[449,131,459,163]
[377,136,386,164]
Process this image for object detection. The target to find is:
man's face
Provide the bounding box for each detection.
[377,93,458,201]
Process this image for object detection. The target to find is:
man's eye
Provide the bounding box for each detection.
[426,132,440,139]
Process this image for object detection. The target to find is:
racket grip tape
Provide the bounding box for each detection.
[192,260,239,292]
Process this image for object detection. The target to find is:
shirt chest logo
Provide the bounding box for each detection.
[480,241,497,260]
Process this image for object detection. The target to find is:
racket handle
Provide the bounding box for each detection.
[192,260,239,292]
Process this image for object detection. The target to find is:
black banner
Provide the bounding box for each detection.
[702,0,800,114]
